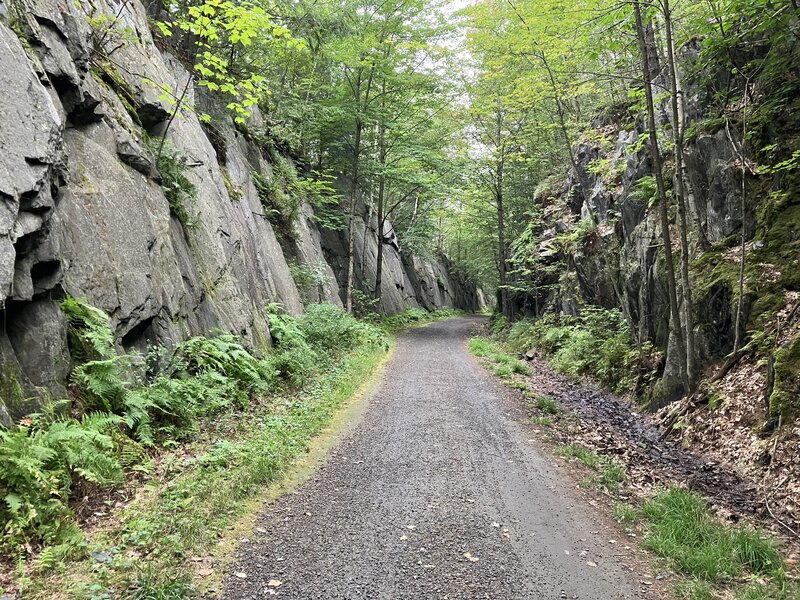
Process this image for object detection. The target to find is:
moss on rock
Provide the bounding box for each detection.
[0,363,27,422]
[769,335,800,418]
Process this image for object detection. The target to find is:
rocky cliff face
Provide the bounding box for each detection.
[0,0,483,425]
[532,105,799,404]
[533,117,743,346]
[525,53,800,519]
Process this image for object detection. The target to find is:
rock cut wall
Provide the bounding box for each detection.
[0,0,483,424]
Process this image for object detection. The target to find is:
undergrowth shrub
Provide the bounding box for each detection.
[299,302,387,357]
[61,296,115,360]
[468,337,492,357]
[266,304,319,386]
[503,308,640,393]
[145,137,197,228]
[0,406,123,554]
[1,298,386,556]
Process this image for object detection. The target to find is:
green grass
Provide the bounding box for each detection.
[556,444,601,467]
[556,444,626,491]
[613,502,639,524]
[469,336,533,381]
[674,579,717,600]
[13,344,389,599]
[468,336,492,357]
[373,307,461,334]
[642,488,781,582]
[530,416,553,427]
[492,352,515,366]
[534,394,558,414]
[511,360,532,376]
[596,460,626,489]
[500,309,643,394]
[494,364,513,378]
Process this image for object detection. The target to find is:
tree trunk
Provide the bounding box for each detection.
[374,86,387,301]
[634,0,688,393]
[496,154,510,320]
[670,31,711,252]
[540,50,595,225]
[663,0,698,387]
[345,115,363,314]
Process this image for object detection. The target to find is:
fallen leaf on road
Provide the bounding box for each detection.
[405,524,417,530]
[464,552,479,562]
[400,534,408,540]
[267,580,282,588]
[491,522,500,528]
[586,561,597,567]
[197,568,213,577]
[235,572,247,579]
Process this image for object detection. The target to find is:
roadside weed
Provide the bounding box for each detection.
[556,444,600,468]
[642,488,781,582]
[674,579,716,600]
[613,503,639,524]
[468,337,492,357]
[534,395,558,414]
[556,444,625,491]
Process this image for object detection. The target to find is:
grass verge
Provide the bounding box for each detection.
[637,487,798,600]
[13,344,389,599]
[469,327,799,600]
[468,336,532,380]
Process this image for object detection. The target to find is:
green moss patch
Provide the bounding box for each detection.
[769,335,800,417]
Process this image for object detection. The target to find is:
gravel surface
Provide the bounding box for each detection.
[222,318,656,599]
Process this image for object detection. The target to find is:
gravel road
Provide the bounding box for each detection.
[222,317,656,599]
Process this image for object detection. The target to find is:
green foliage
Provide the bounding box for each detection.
[266,303,387,387]
[489,313,509,336]
[372,307,461,333]
[155,0,305,125]
[613,503,639,524]
[768,335,800,418]
[289,261,333,304]
[33,341,388,598]
[468,337,493,357]
[61,296,115,360]
[493,363,513,378]
[72,356,155,445]
[556,443,626,491]
[252,157,297,217]
[628,175,658,208]
[0,408,123,554]
[642,488,781,582]
[265,304,318,386]
[145,138,197,228]
[674,579,717,600]
[3,297,390,558]
[556,443,601,468]
[505,309,641,393]
[534,395,558,414]
[299,303,388,357]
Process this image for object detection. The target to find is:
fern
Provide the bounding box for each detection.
[0,409,123,553]
[60,296,115,359]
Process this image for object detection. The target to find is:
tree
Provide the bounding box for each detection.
[633,0,688,394]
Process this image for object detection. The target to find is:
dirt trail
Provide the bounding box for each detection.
[222,318,662,599]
